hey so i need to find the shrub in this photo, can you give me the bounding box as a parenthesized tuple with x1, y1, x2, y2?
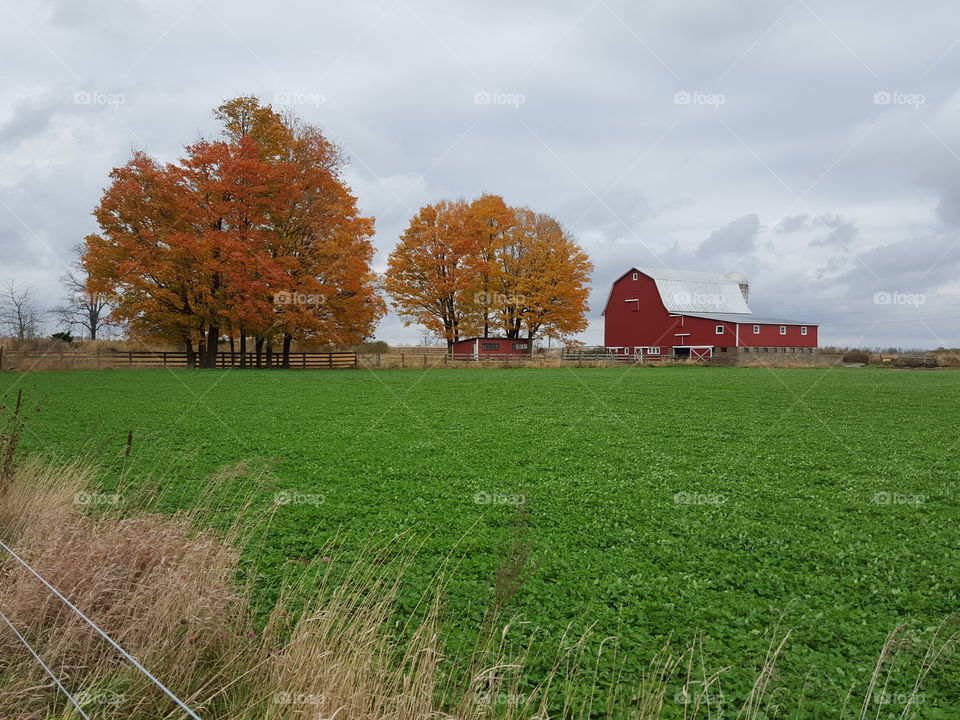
(842, 349, 870, 364)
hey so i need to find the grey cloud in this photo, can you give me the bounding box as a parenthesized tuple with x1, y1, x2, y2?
(811, 213, 857, 248)
(775, 214, 809, 234)
(697, 213, 760, 258)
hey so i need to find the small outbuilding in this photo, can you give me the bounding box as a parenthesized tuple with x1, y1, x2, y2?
(450, 337, 530, 359)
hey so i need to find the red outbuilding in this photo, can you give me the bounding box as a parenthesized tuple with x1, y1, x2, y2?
(603, 267, 819, 360)
(451, 337, 530, 359)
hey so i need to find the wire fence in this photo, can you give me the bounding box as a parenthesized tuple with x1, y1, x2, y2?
(0, 538, 203, 719)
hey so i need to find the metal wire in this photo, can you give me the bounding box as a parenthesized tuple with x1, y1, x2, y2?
(0, 538, 202, 719)
(0, 607, 91, 719)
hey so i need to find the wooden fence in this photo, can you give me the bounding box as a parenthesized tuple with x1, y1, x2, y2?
(0, 349, 357, 371)
(874, 353, 939, 368)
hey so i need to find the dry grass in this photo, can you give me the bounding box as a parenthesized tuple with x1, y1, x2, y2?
(0, 406, 955, 720)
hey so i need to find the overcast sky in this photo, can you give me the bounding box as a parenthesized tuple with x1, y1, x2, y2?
(2, 0, 959, 348)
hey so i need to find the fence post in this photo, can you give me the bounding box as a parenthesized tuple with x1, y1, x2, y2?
(0, 347, 3, 371)
(377, 353, 381, 368)
(401, 353, 405, 368)
(128, 351, 132, 367)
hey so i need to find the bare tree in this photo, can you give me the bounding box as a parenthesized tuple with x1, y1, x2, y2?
(0, 282, 43, 340)
(53, 269, 114, 340)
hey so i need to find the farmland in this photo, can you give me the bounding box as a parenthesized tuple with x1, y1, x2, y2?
(9, 366, 960, 716)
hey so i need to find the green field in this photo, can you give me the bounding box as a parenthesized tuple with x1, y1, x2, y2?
(8, 366, 960, 716)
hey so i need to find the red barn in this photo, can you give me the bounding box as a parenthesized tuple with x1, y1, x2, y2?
(603, 267, 818, 360)
(451, 337, 530, 359)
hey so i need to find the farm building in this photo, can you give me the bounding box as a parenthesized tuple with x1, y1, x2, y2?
(450, 337, 530, 359)
(603, 267, 819, 360)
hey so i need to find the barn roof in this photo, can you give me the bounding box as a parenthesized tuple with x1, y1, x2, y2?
(634, 267, 753, 314)
(683, 312, 818, 326)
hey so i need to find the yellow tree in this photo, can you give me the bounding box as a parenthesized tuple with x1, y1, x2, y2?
(492, 208, 593, 351)
(464, 194, 514, 336)
(384, 200, 482, 349)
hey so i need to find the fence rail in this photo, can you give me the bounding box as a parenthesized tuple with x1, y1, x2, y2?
(0, 349, 358, 371)
(1, 347, 862, 371)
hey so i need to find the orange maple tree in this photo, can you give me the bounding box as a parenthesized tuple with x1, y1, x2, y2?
(83, 97, 383, 368)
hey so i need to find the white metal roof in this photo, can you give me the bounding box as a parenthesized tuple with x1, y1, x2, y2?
(683, 312, 818, 326)
(634, 267, 752, 314)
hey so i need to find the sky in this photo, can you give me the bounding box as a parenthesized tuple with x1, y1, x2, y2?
(2, 0, 959, 349)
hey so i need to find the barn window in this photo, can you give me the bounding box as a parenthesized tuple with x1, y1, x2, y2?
(715, 325, 724, 334)
(632, 272, 638, 280)
(753, 325, 760, 334)
(801, 326, 808, 336)
(647, 347, 661, 355)
(512, 343, 526, 350)
(481, 342, 499, 351)
(779, 326, 787, 335)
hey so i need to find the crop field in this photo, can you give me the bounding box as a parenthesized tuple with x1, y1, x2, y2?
(7, 366, 960, 716)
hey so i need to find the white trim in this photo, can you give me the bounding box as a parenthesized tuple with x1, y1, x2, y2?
(779, 325, 787, 335)
(715, 325, 725, 334)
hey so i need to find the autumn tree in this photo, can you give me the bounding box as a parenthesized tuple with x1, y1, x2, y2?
(384, 199, 482, 349)
(386, 197, 593, 352)
(464, 194, 514, 337)
(492, 208, 593, 351)
(83, 97, 383, 368)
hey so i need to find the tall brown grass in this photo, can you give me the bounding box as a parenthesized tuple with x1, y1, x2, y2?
(0, 422, 955, 718)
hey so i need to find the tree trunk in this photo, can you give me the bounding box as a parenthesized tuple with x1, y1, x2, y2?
(266, 339, 273, 368)
(229, 334, 236, 367)
(205, 326, 219, 368)
(282, 333, 292, 369)
(88, 307, 99, 341)
(239, 331, 247, 368)
(254, 336, 264, 368)
(184, 337, 196, 368)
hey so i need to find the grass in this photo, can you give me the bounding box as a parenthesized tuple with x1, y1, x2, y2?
(4, 365, 960, 717)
